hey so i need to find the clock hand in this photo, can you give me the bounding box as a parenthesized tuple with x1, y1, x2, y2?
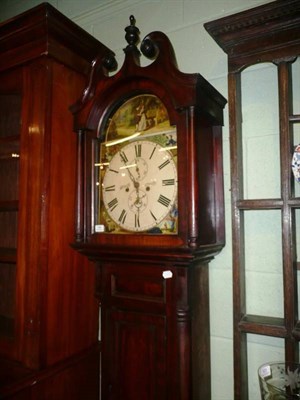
(135, 158, 141, 179)
(134, 191, 146, 208)
(126, 166, 136, 183)
(121, 158, 138, 185)
(123, 161, 141, 199)
(120, 183, 130, 191)
(144, 180, 156, 187)
(122, 161, 140, 191)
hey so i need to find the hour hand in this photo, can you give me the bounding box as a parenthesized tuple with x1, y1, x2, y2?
(120, 182, 130, 191)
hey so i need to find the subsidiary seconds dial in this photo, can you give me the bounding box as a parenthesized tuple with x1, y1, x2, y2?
(102, 140, 177, 232)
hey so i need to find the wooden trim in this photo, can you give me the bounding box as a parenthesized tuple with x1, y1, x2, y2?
(0, 3, 113, 74)
(239, 315, 287, 337)
(0, 344, 101, 398)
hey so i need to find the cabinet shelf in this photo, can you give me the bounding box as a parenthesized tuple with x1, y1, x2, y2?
(0, 135, 20, 141)
(0, 315, 14, 338)
(0, 136, 20, 161)
(0, 201, 18, 212)
(0, 247, 17, 263)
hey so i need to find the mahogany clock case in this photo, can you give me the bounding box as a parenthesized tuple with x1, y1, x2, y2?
(70, 16, 227, 400)
(71, 17, 227, 258)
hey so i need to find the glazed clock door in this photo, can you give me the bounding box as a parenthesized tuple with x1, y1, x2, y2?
(95, 94, 178, 236)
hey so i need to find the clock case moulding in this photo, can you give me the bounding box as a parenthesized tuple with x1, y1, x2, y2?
(70, 16, 227, 263)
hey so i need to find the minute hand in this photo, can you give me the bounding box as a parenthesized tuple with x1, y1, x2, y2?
(119, 152, 137, 182)
(124, 164, 139, 188)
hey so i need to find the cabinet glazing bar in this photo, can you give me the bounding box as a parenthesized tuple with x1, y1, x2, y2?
(228, 71, 248, 400)
(277, 61, 299, 362)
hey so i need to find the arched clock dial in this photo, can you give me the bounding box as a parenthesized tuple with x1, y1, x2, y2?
(102, 140, 177, 232)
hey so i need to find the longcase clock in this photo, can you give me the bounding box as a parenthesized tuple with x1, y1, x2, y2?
(71, 16, 226, 400)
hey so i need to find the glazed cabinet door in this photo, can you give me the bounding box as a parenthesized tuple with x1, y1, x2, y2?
(0, 70, 22, 359)
(0, 60, 53, 367)
(100, 263, 174, 400)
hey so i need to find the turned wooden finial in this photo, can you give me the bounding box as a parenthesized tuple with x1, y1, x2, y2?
(124, 15, 140, 51)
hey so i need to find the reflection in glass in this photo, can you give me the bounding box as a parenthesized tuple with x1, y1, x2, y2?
(291, 58, 300, 198)
(244, 210, 283, 317)
(292, 57, 300, 116)
(241, 63, 280, 199)
(291, 109, 300, 199)
(0, 93, 21, 340)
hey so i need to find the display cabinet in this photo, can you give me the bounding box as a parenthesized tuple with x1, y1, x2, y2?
(0, 3, 114, 399)
(205, 0, 300, 398)
(71, 16, 226, 400)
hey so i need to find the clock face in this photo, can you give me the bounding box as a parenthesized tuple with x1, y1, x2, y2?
(102, 140, 177, 232)
(95, 94, 178, 234)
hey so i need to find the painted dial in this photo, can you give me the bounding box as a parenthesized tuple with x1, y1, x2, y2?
(102, 140, 177, 232)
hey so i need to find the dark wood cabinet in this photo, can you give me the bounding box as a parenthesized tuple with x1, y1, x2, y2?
(0, 3, 114, 399)
(71, 17, 226, 400)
